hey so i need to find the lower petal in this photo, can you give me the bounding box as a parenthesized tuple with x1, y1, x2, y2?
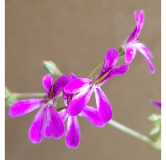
(66, 116, 80, 148)
(81, 106, 104, 127)
(45, 125, 52, 138)
(125, 46, 136, 63)
(67, 87, 93, 116)
(135, 46, 155, 74)
(58, 109, 68, 123)
(29, 107, 47, 143)
(9, 98, 44, 117)
(47, 105, 65, 139)
(95, 88, 113, 123)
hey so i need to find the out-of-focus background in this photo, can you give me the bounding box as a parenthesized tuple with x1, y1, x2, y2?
(5, 0, 161, 159)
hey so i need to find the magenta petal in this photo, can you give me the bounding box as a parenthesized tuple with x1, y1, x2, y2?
(59, 109, 68, 123)
(71, 72, 78, 80)
(150, 100, 161, 109)
(138, 10, 144, 29)
(9, 98, 44, 117)
(66, 116, 80, 148)
(29, 107, 47, 143)
(134, 43, 154, 58)
(96, 48, 119, 80)
(52, 74, 70, 99)
(95, 88, 112, 123)
(63, 90, 74, 106)
(42, 74, 53, 98)
(135, 46, 155, 74)
(67, 87, 93, 116)
(45, 125, 52, 138)
(125, 46, 136, 63)
(125, 27, 138, 44)
(64, 78, 92, 94)
(81, 106, 104, 127)
(134, 11, 138, 23)
(47, 105, 65, 139)
(100, 64, 130, 85)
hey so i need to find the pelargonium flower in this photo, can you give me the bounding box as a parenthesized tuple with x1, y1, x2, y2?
(64, 48, 130, 124)
(150, 100, 161, 109)
(46, 73, 104, 148)
(123, 10, 155, 74)
(9, 74, 70, 143)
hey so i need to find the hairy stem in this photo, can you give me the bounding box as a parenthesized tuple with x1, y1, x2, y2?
(87, 49, 125, 78)
(108, 119, 155, 147)
(87, 60, 104, 78)
(14, 93, 46, 99)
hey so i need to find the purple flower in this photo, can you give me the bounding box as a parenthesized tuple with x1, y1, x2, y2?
(9, 74, 70, 143)
(150, 100, 161, 109)
(63, 73, 105, 148)
(64, 48, 130, 124)
(123, 10, 155, 74)
(46, 73, 104, 148)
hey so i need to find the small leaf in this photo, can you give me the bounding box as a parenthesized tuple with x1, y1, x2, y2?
(43, 61, 62, 76)
(148, 114, 159, 121)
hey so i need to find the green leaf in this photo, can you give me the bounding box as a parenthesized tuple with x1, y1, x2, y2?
(43, 61, 62, 76)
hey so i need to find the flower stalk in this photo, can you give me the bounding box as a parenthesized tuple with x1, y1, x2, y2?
(108, 119, 156, 148)
(14, 93, 46, 99)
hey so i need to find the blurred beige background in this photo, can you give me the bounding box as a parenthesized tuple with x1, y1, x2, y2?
(5, 0, 161, 160)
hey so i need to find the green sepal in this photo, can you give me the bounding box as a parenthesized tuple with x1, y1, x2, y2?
(119, 46, 125, 57)
(43, 61, 62, 76)
(148, 114, 160, 121)
(5, 87, 18, 106)
(56, 106, 67, 112)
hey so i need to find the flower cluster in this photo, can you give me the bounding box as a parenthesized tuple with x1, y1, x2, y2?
(9, 10, 156, 148)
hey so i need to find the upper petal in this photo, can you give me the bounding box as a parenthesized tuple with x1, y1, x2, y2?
(125, 46, 136, 63)
(95, 88, 113, 123)
(9, 98, 44, 117)
(42, 74, 53, 98)
(125, 27, 138, 44)
(47, 105, 65, 139)
(64, 78, 92, 94)
(134, 11, 138, 24)
(150, 100, 161, 109)
(81, 106, 104, 127)
(65, 116, 80, 149)
(29, 106, 47, 143)
(125, 10, 144, 45)
(52, 74, 70, 99)
(137, 10, 144, 31)
(96, 48, 119, 80)
(67, 87, 93, 116)
(71, 72, 78, 80)
(100, 64, 130, 85)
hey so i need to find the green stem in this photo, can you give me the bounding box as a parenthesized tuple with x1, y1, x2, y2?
(87, 60, 104, 78)
(14, 93, 46, 99)
(108, 119, 155, 146)
(87, 49, 125, 78)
